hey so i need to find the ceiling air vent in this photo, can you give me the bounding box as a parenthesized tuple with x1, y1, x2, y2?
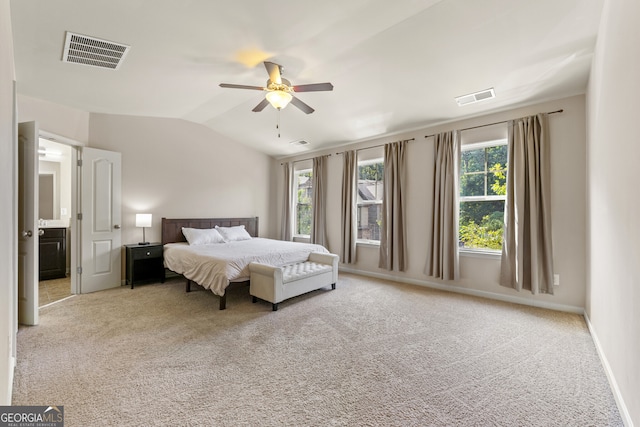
(455, 88, 495, 106)
(62, 32, 130, 70)
(290, 140, 310, 146)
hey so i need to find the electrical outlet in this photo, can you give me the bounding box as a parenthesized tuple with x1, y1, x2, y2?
(553, 274, 560, 286)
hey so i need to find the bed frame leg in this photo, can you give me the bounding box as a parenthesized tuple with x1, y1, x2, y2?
(219, 294, 227, 310)
(331, 283, 336, 290)
(252, 296, 257, 303)
(185, 279, 191, 293)
(272, 303, 278, 311)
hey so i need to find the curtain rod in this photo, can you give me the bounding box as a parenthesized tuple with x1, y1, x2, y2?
(424, 109, 563, 139)
(280, 153, 332, 166)
(334, 137, 415, 155)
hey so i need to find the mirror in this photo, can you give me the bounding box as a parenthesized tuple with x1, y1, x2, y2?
(38, 138, 72, 224)
(39, 173, 55, 219)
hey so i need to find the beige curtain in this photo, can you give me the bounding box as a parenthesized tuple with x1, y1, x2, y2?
(280, 162, 293, 241)
(379, 140, 408, 271)
(311, 155, 328, 247)
(500, 113, 554, 294)
(340, 150, 357, 263)
(425, 131, 460, 280)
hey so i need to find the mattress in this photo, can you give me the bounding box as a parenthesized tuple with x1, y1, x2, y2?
(163, 237, 329, 296)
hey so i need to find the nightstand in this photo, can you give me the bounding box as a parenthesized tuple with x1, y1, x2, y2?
(125, 243, 165, 289)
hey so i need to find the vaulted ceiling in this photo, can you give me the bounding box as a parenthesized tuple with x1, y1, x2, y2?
(11, 0, 603, 157)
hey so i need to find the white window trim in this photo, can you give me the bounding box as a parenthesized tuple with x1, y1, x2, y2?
(357, 240, 381, 247)
(459, 248, 502, 259)
(459, 139, 507, 254)
(356, 157, 384, 244)
(293, 167, 312, 238)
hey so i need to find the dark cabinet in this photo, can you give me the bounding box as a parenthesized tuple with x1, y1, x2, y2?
(125, 243, 165, 288)
(39, 227, 67, 280)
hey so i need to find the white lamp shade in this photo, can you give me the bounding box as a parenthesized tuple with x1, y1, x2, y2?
(265, 90, 292, 109)
(135, 213, 152, 228)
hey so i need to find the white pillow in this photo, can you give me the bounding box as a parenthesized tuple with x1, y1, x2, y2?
(215, 225, 252, 242)
(182, 227, 226, 245)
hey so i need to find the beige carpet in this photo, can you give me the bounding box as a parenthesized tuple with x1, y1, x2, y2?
(14, 273, 622, 426)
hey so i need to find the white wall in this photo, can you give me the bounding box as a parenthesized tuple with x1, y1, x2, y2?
(586, 0, 639, 424)
(18, 95, 89, 144)
(88, 114, 276, 246)
(0, 0, 16, 405)
(275, 95, 588, 312)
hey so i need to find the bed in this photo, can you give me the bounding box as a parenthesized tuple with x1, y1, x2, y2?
(161, 217, 329, 309)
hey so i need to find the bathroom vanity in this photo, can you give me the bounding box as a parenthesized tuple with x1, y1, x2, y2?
(39, 226, 67, 280)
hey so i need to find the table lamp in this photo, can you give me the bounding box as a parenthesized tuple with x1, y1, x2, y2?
(135, 213, 152, 245)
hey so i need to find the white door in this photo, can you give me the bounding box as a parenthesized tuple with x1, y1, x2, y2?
(79, 147, 122, 293)
(18, 121, 38, 325)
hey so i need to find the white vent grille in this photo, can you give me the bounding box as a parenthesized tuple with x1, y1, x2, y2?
(62, 32, 130, 70)
(455, 88, 495, 106)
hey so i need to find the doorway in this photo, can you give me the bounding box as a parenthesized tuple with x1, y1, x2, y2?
(19, 125, 122, 324)
(37, 136, 74, 304)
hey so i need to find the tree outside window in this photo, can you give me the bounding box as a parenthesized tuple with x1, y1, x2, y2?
(459, 141, 507, 250)
(357, 159, 384, 242)
(295, 169, 312, 236)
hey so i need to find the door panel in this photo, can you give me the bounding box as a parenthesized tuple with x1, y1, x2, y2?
(18, 121, 38, 325)
(80, 147, 121, 293)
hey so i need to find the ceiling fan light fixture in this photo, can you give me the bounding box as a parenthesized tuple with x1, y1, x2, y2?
(265, 90, 292, 110)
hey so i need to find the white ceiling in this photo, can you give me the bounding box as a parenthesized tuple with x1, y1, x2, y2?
(11, 0, 603, 157)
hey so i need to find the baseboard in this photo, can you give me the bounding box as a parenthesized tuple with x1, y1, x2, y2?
(338, 266, 584, 314)
(584, 313, 634, 427)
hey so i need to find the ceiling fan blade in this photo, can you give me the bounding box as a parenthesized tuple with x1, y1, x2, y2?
(293, 82, 334, 92)
(252, 98, 270, 112)
(290, 96, 315, 114)
(219, 83, 265, 91)
(264, 61, 282, 85)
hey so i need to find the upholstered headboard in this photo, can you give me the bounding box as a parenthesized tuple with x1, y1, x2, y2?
(161, 217, 259, 245)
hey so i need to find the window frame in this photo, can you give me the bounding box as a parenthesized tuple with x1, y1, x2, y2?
(356, 157, 384, 245)
(459, 138, 508, 254)
(293, 167, 313, 238)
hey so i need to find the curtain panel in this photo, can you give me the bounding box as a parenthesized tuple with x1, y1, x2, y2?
(280, 162, 293, 241)
(425, 131, 460, 280)
(311, 155, 328, 247)
(340, 150, 357, 263)
(379, 140, 408, 271)
(500, 113, 554, 294)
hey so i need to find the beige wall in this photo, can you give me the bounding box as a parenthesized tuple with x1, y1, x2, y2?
(586, 0, 639, 424)
(0, 0, 16, 405)
(88, 114, 275, 246)
(275, 95, 588, 312)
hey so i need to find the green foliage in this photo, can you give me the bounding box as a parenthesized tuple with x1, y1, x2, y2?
(296, 171, 312, 235)
(459, 212, 504, 250)
(489, 163, 506, 196)
(297, 204, 311, 235)
(359, 163, 383, 182)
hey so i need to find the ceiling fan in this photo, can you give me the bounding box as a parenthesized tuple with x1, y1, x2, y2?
(219, 61, 333, 114)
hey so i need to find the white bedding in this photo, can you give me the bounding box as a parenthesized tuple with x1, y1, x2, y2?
(163, 238, 329, 296)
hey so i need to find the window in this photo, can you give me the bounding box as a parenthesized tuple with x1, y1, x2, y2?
(294, 168, 312, 236)
(357, 158, 384, 243)
(459, 140, 507, 251)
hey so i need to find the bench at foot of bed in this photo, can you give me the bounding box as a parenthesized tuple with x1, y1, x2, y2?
(249, 252, 339, 311)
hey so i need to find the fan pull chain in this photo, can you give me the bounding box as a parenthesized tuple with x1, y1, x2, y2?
(277, 108, 281, 138)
